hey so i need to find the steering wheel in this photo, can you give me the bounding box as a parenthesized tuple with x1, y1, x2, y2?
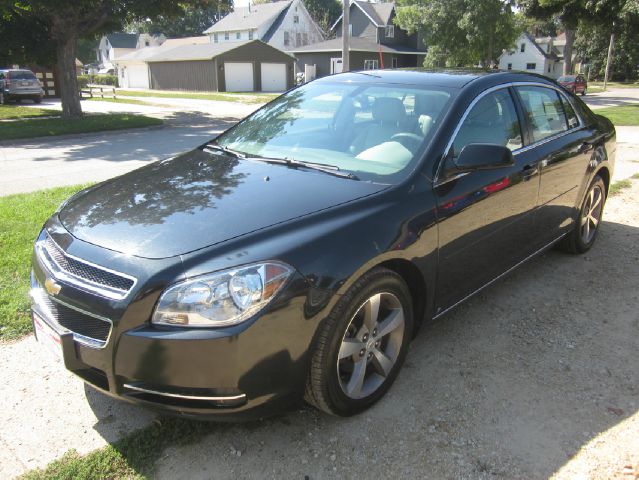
(391, 133, 423, 154)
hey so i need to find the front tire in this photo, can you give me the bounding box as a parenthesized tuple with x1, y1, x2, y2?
(581, 89, 587, 96)
(559, 175, 606, 254)
(305, 267, 414, 416)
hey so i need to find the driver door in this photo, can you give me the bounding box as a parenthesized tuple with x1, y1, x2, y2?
(433, 87, 541, 313)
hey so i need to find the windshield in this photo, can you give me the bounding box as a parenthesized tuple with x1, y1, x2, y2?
(215, 81, 455, 182)
(558, 76, 575, 82)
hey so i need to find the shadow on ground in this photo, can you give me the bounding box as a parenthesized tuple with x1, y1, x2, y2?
(2, 111, 239, 165)
(81, 216, 639, 479)
(583, 94, 639, 108)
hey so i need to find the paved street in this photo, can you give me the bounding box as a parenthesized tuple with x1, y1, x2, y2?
(582, 86, 639, 109)
(0, 98, 259, 196)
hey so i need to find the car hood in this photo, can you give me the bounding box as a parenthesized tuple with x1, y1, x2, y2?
(59, 148, 387, 259)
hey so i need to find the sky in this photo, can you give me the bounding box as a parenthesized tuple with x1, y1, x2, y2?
(234, 0, 251, 8)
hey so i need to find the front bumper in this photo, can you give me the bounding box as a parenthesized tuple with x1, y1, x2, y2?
(31, 228, 314, 419)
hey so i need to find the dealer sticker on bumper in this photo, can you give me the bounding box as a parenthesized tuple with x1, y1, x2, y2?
(33, 313, 62, 361)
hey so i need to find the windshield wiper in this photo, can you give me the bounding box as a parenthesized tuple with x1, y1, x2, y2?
(248, 156, 359, 180)
(203, 143, 246, 159)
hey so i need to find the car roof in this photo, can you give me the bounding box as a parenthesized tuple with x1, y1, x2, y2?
(315, 69, 556, 89)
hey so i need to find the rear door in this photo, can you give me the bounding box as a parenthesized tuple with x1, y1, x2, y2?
(434, 87, 541, 311)
(514, 85, 595, 244)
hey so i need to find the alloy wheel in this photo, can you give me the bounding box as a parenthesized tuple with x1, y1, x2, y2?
(581, 184, 604, 244)
(337, 292, 405, 399)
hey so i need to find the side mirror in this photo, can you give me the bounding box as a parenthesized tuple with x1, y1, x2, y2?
(455, 143, 514, 171)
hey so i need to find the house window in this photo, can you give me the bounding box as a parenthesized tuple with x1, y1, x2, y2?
(294, 15, 299, 23)
(548, 65, 551, 73)
(385, 25, 394, 38)
(349, 24, 353, 36)
(236, 31, 241, 40)
(145, 41, 150, 47)
(214, 33, 218, 43)
(392, 57, 398, 68)
(224, 32, 229, 40)
(296, 32, 301, 46)
(526, 63, 536, 70)
(303, 33, 308, 45)
(520, 43, 525, 52)
(507, 63, 512, 70)
(364, 59, 379, 70)
(284, 31, 289, 46)
(249, 29, 254, 40)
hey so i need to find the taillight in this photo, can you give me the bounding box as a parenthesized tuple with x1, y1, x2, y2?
(4, 74, 11, 87)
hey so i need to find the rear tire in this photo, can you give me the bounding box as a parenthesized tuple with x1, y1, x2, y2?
(581, 89, 587, 96)
(34, 97, 42, 104)
(305, 267, 414, 416)
(559, 175, 606, 254)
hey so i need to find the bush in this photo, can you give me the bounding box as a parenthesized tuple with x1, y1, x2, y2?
(77, 74, 118, 88)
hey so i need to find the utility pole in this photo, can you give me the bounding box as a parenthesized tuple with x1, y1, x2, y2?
(342, 0, 350, 72)
(603, 21, 615, 91)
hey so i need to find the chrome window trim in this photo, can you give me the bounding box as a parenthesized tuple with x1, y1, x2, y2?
(435, 81, 586, 184)
(36, 233, 137, 301)
(30, 286, 113, 349)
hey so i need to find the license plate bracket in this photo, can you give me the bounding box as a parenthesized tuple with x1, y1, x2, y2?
(33, 313, 62, 362)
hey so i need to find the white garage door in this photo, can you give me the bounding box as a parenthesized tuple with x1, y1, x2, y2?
(127, 64, 150, 89)
(224, 63, 254, 92)
(260, 63, 287, 92)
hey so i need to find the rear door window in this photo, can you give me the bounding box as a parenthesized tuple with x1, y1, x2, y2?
(515, 86, 568, 143)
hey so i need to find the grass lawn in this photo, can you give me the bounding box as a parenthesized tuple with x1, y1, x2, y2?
(0, 113, 163, 141)
(0, 104, 60, 120)
(20, 417, 214, 479)
(0, 185, 89, 340)
(594, 104, 639, 126)
(117, 89, 278, 104)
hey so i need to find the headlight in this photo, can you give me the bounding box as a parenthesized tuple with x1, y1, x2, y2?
(152, 262, 293, 327)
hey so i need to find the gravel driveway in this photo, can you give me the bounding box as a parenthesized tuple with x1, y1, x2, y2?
(2, 180, 638, 479)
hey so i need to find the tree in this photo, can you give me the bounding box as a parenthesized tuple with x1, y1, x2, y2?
(0, 1, 213, 118)
(304, 0, 342, 34)
(574, 0, 639, 81)
(518, 0, 591, 75)
(395, 0, 520, 68)
(127, 3, 231, 38)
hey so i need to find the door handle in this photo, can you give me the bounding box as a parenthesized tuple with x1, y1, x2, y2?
(579, 141, 595, 153)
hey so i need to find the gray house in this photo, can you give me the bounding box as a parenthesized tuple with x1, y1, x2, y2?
(145, 40, 295, 92)
(290, 1, 426, 78)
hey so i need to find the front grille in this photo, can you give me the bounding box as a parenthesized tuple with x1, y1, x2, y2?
(42, 235, 135, 295)
(39, 293, 111, 344)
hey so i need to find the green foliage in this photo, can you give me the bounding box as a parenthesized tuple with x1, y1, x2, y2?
(395, 0, 521, 67)
(0, 105, 59, 119)
(304, 0, 342, 34)
(127, 2, 232, 38)
(77, 74, 118, 88)
(0, 185, 88, 340)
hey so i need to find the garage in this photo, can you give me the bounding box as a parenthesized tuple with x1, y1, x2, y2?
(224, 63, 254, 92)
(124, 64, 150, 89)
(260, 63, 287, 92)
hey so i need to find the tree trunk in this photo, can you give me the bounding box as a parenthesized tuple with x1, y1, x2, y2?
(603, 23, 615, 91)
(56, 36, 82, 118)
(563, 28, 575, 75)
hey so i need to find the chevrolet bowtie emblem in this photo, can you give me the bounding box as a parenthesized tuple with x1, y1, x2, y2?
(44, 278, 61, 296)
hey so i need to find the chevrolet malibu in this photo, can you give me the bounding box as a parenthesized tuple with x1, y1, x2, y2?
(31, 70, 615, 418)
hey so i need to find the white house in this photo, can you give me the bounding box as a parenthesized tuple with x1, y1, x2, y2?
(96, 33, 166, 73)
(203, 0, 324, 51)
(499, 32, 563, 79)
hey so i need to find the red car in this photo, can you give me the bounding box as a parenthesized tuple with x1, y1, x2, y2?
(558, 74, 587, 95)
